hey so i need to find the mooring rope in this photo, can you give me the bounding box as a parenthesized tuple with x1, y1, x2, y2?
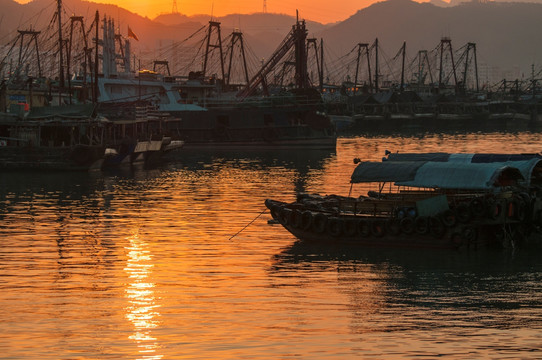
(228, 208, 268, 241)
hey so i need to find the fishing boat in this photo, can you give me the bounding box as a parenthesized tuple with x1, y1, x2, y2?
(102, 135, 184, 168)
(100, 104, 185, 168)
(90, 18, 336, 150)
(265, 155, 542, 249)
(0, 104, 106, 171)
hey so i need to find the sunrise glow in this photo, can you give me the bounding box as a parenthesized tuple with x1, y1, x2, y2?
(93, 0, 374, 23)
(13, 0, 434, 23)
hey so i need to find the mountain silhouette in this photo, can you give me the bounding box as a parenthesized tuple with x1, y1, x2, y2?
(0, 0, 540, 84)
(317, 0, 541, 80)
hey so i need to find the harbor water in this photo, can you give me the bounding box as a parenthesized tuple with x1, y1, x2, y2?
(2, 132, 542, 359)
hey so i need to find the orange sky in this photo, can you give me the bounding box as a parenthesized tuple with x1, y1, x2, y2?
(13, 0, 431, 24)
(95, 0, 379, 23)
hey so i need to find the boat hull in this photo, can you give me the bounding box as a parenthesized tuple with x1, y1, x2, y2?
(0, 144, 105, 171)
(265, 197, 536, 250)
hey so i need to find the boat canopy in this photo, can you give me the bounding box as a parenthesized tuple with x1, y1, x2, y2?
(351, 161, 525, 190)
(396, 162, 524, 190)
(386, 152, 542, 163)
(350, 161, 425, 183)
(26, 104, 97, 119)
(385, 153, 542, 186)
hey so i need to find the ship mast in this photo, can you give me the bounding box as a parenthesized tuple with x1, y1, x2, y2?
(93, 11, 99, 103)
(294, 10, 308, 89)
(374, 38, 379, 93)
(226, 30, 249, 88)
(203, 21, 225, 81)
(400, 41, 406, 92)
(237, 11, 310, 98)
(57, 0, 65, 89)
(438, 37, 458, 91)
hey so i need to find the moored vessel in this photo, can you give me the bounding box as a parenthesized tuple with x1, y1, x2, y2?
(0, 104, 106, 171)
(266, 155, 542, 249)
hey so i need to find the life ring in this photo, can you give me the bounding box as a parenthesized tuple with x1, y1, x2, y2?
(440, 209, 457, 227)
(469, 198, 485, 218)
(429, 216, 445, 238)
(370, 219, 385, 237)
(279, 207, 293, 225)
(327, 217, 343, 237)
(312, 213, 328, 233)
(454, 203, 471, 223)
(300, 211, 313, 230)
(343, 218, 358, 237)
(386, 218, 401, 235)
(357, 219, 370, 237)
(400, 217, 415, 234)
(414, 216, 429, 235)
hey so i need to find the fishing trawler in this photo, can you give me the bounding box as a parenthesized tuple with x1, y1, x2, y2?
(92, 17, 336, 149)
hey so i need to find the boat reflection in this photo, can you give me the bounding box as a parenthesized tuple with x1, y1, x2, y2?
(272, 238, 542, 272)
(124, 229, 162, 359)
(270, 239, 542, 333)
(165, 147, 335, 170)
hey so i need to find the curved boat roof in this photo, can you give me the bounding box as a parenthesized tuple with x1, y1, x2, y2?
(351, 161, 525, 190)
(384, 153, 542, 186)
(396, 162, 524, 190)
(350, 161, 425, 183)
(386, 152, 542, 163)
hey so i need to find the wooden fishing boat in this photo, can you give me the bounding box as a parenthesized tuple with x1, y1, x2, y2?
(265, 157, 542, 249)
(0, 104, 106, 171)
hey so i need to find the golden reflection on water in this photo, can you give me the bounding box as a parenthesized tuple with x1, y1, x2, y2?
(3, 134, 542, 358)
(124, 229, 163, 360)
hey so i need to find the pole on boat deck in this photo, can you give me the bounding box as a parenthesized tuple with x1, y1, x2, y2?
(472, 43, 479, 92)
(57, 0, 65, 89)
(374, 38, 379, 93)
(354, 44, 362, 95)
(320, 38, 324, 93)
(203, 21, 226, 81)
(93, 10, 99, 104)
(400, 41, 406, 92)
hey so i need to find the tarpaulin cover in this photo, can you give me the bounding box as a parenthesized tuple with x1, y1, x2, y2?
(395, 162, 524, 190)
(385, 153, 542, 186)
(350, 161, 426, 183)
